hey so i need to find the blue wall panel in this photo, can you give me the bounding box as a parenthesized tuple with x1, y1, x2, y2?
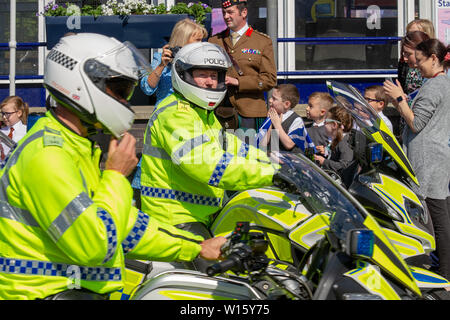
(278, 78, 386, 104)
(0, 85, 46, 107)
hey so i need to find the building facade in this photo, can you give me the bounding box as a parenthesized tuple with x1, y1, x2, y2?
(0, 0, 443, 107)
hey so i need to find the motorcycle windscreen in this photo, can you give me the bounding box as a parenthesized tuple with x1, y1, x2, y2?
(326, 80, 419, 186)
(277, 152, 421, 297)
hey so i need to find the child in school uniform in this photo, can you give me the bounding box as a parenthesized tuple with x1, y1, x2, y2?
(363, 85, 393, 133)
(313, 106, 354, 178)
(259, 84, 313, 154)
(0, 96, 29, 163)
(305, 92, 334, 156)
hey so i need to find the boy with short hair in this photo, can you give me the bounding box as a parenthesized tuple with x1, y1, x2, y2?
(259, 84, 313, 153)
(363, 85, 393, 133)
(305, 92, 334, 153)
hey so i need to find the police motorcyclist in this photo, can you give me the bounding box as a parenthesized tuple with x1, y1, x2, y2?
(0, 33, 226, 300)
(139, 42, 278, 271)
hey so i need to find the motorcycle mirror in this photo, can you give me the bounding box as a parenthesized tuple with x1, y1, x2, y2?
(345, 229, 375, 258)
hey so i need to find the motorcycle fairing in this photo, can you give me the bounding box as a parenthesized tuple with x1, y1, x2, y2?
(363, 214, 421, 297)
(344, 261, 401, 300)
(370, 174, 435, 252)
(382, 228, 427, 258)
(288, 213, 331, 250)
(326, 80, 419, 185)
(211, 188, 314, 263)
(409, 266, 450, 289)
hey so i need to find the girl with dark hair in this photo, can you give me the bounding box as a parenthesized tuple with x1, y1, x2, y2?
(384, 38, 450, 280)
(313, 106, 354, 178)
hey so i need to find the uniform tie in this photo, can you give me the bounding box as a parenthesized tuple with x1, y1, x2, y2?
(8, 127, 14, 139)
(231, 32, 239, 46)
(1, 127, 14, 161)
(0, 144, 4, 161)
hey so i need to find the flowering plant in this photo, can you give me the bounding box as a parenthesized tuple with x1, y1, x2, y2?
(39, 1, 211, 25)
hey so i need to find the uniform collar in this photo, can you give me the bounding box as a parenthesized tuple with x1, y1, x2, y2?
(230, 23, 249, 38)
(313, 120, 325, 127)
(225, 24, 253, 38)
(1, 120, 26, 132)
(47, 110, 93, 151)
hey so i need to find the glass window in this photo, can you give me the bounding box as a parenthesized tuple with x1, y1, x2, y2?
(295, 0, 399, 71)
(0, 1, 39, 76)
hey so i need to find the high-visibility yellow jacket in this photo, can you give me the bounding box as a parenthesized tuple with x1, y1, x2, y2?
(140, 93, 276, 226)
(0, 111, 203, 300)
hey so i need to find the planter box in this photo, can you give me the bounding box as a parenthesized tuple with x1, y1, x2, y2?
(45, 13, 211, 49)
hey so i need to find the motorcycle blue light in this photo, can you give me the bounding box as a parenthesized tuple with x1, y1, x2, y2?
(355, 230, 374, 257)
(369, 143, 383, 163)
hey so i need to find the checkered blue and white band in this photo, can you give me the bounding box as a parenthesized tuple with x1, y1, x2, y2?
(208, 152, 234, 187)
(0, 257, 121, 281)
(122, 210, 149, 254)
(97, 209, 118, 264)
(237, 142, 249, 158)
(141, 186, 221, 207)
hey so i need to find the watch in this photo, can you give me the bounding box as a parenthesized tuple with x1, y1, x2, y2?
(396, 96, 404, 103)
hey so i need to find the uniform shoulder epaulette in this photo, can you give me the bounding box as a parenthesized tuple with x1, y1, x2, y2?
(43, 126, 64, 147)
(253, 29, 272, 40)
(177, 100, 192, 112)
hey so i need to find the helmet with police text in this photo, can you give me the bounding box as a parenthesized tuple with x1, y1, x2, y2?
(44, 33, 152, 137)
(171, 42, 232, 110)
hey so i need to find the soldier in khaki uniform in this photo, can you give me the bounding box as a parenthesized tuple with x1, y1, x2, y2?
(209, 0, 277, 130)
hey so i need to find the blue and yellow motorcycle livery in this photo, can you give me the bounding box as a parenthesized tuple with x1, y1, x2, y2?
(325, 80, 434, 265)
(209, 81, 447, 296)
(118, 152, 448, 300)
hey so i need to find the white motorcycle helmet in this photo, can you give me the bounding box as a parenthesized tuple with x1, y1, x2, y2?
(44, 33, 152, 137)
(172, 42, 232, 110)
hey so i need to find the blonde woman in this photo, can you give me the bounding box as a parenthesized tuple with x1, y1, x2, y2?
(406, 19, 436, 38)
(398, 19, 435, 93)
(140, 18, 207, 105)
(134, 19, 207, 192)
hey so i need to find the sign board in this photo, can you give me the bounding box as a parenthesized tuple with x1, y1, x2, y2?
(436, 0, 450, 45)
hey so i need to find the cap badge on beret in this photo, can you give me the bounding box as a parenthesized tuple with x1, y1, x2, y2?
(222, 0, 247, 9)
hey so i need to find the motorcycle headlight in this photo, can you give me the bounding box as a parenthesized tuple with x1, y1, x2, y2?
(404, 197, 428, 226)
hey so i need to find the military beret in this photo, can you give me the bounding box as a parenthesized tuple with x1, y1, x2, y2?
(222, 0, 247, 9)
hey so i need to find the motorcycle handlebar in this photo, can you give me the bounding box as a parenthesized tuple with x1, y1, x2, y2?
(206, 254, 240, 276)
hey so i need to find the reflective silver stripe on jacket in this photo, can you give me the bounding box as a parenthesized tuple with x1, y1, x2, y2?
(47, 192, 94, 242)
(0, 256, 121, 281)
(0, 130, 44, 227)
(141, 186, 221, 207)
(142, 101, 177, 160)
(171, 134, 210, 165)
(142, 144, 170, 160)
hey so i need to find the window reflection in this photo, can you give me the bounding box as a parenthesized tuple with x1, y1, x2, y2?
(0, 1, 39, 76)
(295, 0, 398, 70)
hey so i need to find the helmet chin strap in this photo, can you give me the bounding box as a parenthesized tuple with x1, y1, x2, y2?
(81, 119, 100, 137)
